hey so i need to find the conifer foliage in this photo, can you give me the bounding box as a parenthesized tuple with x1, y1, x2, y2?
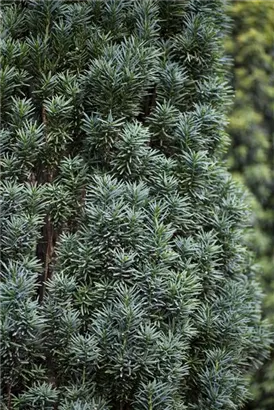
(0, 1, 270, 409)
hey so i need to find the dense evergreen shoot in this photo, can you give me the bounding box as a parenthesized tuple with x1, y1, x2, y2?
(226, 2, 274, 409)
(0, 1, 270, 409)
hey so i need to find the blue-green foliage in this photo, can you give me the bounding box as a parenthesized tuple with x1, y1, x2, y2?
(0, 1, 270, 409)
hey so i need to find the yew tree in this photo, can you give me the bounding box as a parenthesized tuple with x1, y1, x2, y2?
(0, 1, 270, 409)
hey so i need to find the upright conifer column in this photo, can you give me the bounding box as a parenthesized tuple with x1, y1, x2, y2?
(0, 1, 270, 409)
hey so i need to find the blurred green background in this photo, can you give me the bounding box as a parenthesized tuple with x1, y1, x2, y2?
(226, 1, 274, 409)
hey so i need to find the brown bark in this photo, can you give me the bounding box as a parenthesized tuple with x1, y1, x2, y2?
(37, 215, 55, 303)
(7, 383, 11, 410)
(36, 105, 56, 302)
(137, 84, 157, 123)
